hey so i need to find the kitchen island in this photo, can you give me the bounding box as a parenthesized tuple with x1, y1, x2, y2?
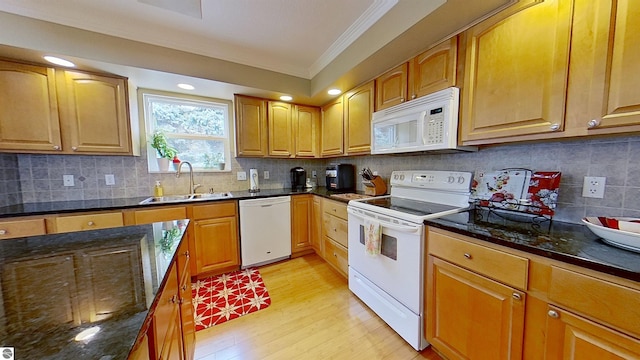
(0, 219, 190, 359)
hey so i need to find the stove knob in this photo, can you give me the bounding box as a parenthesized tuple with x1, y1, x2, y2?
(457, 176, 465, 184)
(447, 176, 455, 183)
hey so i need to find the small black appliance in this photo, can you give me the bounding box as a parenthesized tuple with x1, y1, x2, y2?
(326, 164, 355, 191)
(290, 167, 306, 190)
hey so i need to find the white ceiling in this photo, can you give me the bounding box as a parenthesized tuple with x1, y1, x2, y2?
(0, 0, 400, 79)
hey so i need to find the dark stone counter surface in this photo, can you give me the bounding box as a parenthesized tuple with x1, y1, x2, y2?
(425, 209, 640, 282)
(0, 220, 189, 359)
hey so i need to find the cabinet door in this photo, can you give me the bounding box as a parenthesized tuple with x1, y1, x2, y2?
(544, 305, 640, 359)
(409, 37, 457, 99)
(461, 0, 573, 143)
(80, 244, 145, 322)
(58, 70, 131, 154)
(344, 80, 374, 155)
(235, 95, 267, 157)
(293, 105, 320, 158)
(375, 63, 409, 111)
(566, 0, 640, 134)
(0, 60, 62, 152)
(194, 216, 239, 274)
(291, 195, 313, 255)
(159, 305, 184, 360)
(152, 264, 179, 359)
(426, 256, 526, 360)
(2, 254, 80, 331)
(267, 101, 293, 157)
(320, 97, 344, 157)
(177, 239, 195, 360)
(311, 196, 323, 254)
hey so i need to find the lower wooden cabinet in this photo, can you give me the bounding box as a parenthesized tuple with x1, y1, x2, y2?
(323, 236, 348, 277)
(191, 201, 239, 276)
(320, 198, 348, 278)
(426, 255, 526, 360)
(177, 239, 195, 360)
(311, 196, 323, 254)
(0, 217, 46, 239)
(291, 195, 314, 256)
(49, 211, 124, 233)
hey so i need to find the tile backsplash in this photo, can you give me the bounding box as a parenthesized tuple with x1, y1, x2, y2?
(6, 135, 640, 224)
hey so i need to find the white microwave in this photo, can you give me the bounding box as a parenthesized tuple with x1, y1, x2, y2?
(370, 87, 475, 154)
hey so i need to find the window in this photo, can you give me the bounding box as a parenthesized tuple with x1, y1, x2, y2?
(140, 89, 234, 172)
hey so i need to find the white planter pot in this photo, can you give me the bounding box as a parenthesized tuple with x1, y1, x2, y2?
(157, 157, 170, 172)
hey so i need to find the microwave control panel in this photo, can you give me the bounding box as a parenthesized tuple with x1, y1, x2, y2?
(424, 107, 445, 145)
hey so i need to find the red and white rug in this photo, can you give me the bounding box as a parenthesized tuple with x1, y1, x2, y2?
(191, 268, 271, 331)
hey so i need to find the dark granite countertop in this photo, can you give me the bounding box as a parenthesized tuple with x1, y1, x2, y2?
(425, 209, 640, 282)
(0, 187, 355, 218)
(0, 220, 189, 359)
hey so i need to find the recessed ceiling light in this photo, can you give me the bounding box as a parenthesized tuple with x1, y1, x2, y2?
(328, 89, 342, 96)
(43, 56, 75, 67)
(177, 83, 195, 90)
(280, 95, 293, 101)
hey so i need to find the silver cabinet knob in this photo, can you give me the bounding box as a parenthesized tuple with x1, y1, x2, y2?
(400, 98, 405, 103)
(0, 229, 6, 235)
(550, 123, 560, 131)
(548, 310, 559, 318)
(72, 146, 78, 151)
(87, 221, 95, 226)
(587, 119, 601, 128)
(411, 94, 417, 99)
(53, 145, 60, 150)
(463, 253, 472, 259)
(512, 293, 522, 301)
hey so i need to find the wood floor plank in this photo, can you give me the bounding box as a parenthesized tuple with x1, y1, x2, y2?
(194, 254, 443, 360)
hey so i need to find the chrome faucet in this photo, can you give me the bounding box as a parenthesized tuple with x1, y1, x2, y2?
(176, 161, 201, 195)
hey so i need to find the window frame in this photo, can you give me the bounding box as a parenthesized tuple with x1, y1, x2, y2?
(138, 88, 235, 173)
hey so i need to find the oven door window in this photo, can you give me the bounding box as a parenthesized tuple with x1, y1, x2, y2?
(359, 225, 397, 260)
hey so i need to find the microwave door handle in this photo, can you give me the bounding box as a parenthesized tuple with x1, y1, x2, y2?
(419, 110, 427, 145)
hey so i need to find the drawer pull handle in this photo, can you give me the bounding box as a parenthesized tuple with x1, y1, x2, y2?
(170, 295, 177, 304)
(548, 310, 559, 319)
(333, 252, 337, 257)
(463, 253, 472, 259)
(182, 284, 188, 291)
(0, 229, 6, 235)
(87, 221, 95, 226)
(184, 251, 190, 258)
(512, 293, 522, 301)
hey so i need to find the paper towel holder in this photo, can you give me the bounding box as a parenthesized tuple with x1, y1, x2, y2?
(249, 168, 260, 193)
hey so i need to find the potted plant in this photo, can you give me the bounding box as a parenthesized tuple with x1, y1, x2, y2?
(150, 131, 177, 171)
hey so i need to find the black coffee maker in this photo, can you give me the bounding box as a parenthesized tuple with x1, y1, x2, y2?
(290, 167, 306, 190)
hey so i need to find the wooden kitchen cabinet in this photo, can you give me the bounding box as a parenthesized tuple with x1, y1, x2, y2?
(375, 63, 409, 111)
(320, 96, 344, 157)
(0, 217, 46, 239)
(128, 206, 187, 225)
(48, 210, 124, 233)
(460, 0, 573, 143)
(310, 195, 323, 254)
(176, 238, 195, 360)
(564, 0, 640, 136)
(343, 80, 374, 155)
(291, 195, 314, 256)
(151, 263, 180, 360)
(267, 101, 293, 157)
(293, 105, 320, 158)
(56, 70, 131, 154)
(0, 60, 62, 152)
(235, 95, 268, 157)
(321, 198, 348, 277)
(0, 59, 132, 155)
(190, 201, 239, 276)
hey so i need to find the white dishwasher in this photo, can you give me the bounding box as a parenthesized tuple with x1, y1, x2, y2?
(239, 196, 291, 268)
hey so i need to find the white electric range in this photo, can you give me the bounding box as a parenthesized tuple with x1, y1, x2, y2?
(347, 170, 473, 350)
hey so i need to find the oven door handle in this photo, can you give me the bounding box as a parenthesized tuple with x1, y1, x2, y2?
(348, 208, 422, 234)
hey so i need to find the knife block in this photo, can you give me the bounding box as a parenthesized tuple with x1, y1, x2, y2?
(363, 176, 387, 196)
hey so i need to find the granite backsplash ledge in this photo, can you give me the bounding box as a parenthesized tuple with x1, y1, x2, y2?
(5, 135, 640, 224)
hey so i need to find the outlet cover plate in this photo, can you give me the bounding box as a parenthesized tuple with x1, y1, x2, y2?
(582, 176, 606, 198)
(237, 171, 247, 181)
(105, 174, 115, 185)
(264, 171, 269, 179)
(63, 175, 74, 187)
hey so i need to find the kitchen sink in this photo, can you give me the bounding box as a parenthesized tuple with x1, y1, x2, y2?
(139, 192, 233, 204)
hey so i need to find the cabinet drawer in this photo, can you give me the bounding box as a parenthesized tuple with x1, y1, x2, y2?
(324, 237, 348, 277)
(549, 266, 640, 338)
(53, 212, 123, 233)
(0, 218, 46, 239)
(323, 213, 348, 248)
(134, 206, 186, 224)
(428, 229, 529, 290)
(192, 201, 236, 220)
(323, 199, 347, 220)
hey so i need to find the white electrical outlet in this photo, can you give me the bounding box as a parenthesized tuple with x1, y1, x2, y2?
(264, 171, 270, 179)
(63, 175, 74, 187)
(582, 176, 606, 198)
(312, 170, 317, 177)
(237, 171, 247, 180)
(105, 174, 115, 186)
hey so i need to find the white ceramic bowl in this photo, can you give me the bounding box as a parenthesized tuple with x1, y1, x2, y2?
(582, 217, 640, 253)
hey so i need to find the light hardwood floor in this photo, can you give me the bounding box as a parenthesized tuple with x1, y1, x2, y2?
(194, 254, 443, 360)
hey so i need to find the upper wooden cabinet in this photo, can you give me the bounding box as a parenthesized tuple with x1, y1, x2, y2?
(57, 70, 131, 154)
(320, 96, 344, 157)
(293, 105, 320, 158)
(0, 60, 62, 152)
(344, 80, 374, 155)
(565, 0, 640, 136)
(267, 101, 293, 157)
(234, 95, 268, 157)
(0, 59, 132, 155)
(460, 0, 573, 143)
(375, 37, 457, 112)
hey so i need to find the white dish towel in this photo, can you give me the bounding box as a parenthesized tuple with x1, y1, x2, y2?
(364, 218, 382, 256)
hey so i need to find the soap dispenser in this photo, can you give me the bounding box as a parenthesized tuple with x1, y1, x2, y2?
(154, 181, 164, 197)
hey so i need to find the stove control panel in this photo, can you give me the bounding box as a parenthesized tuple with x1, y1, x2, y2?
(391, 170, 473, 191)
